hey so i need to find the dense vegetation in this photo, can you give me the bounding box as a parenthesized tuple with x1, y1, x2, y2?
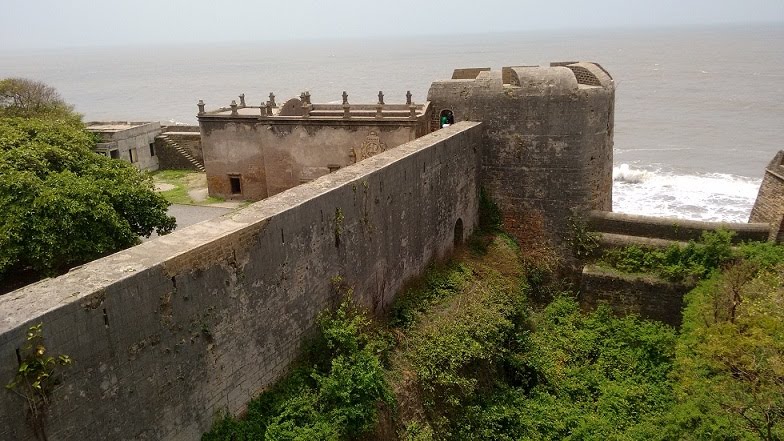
(0, 79, 175, 291)
(205, 227, 783, 440)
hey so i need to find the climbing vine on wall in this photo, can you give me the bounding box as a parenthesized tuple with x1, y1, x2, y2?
(334, 207, 345, 247)
(5, 323, 72, 441)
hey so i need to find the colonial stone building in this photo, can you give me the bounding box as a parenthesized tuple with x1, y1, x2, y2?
(87, 121, 162, 171)
(198, 92, 431, 200)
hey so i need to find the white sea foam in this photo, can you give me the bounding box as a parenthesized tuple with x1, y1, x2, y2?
(612, 164, 761, 223)
(164, 119, 191, 126)
(613, 164, 651, 183)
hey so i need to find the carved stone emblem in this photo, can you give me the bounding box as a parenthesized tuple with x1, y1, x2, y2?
(354, 131, 387, 162)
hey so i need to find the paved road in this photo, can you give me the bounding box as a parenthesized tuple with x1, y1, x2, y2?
(143, 204, 236, 241)
(168, 204, 235, 229)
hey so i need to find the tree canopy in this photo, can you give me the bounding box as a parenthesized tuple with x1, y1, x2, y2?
(0, 115, 175, 291)
(0, 78, 78, 121)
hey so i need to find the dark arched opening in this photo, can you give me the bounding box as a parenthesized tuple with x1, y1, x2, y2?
(440, 109, 455, 128)
(454, 218, 464, 247)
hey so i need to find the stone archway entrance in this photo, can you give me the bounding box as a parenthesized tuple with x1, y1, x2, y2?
(454, 218, 464, 247)
(440, 109, 455, 128)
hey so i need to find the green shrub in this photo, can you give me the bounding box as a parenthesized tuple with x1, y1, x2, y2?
(478, 187, 502, 233)
(389, 262, 472, 329)
(599, 230, 736, 283)
(203, 298, 392, 440)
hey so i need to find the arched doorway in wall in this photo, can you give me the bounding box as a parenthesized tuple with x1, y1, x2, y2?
(439, 109, 455, 128)
(454, 218, 464, 247)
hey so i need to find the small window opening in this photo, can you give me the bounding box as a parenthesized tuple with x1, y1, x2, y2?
(149, 143, 155, 157)
(129, 148, 138, 163)
(110, 150, 120, 159)
(229, 175, 242, 195)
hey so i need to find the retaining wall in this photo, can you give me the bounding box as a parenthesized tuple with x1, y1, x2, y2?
(155, 132, 204, 171)
(0, 122, 482, 440)
(580, 265, 692, 327)
(587, 210, 770, 243)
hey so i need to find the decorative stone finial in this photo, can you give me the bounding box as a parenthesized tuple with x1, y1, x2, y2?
(302, 100, 310, 119)
(230, 100, 238, 116)
(376, 103, 383, 119)
(269, 92, 276, 107)
(304, 91, 311, 105)
(409, 102, 417, 119)
(197, 99, 205, 115)
(406, 90, 412, 105)
(239, 93, 246, 107)
(266, 101, 273, 116)
(342, 91, 348, 105)
(300, 92, 307, 102)
(378, 91, 384, 105)
(343, 102, 351, 119)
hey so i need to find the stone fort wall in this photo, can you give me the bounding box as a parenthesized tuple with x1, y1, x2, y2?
(587, 210, 771, 243)
(0, 123, 482, 440)
(580, 265, 691, 327)
(750, 150, 784, 241)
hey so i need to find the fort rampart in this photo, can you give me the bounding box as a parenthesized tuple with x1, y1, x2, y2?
(580, 265, 691, 327)
(0, 122, 481, 440)
(587, 210, 770, 243)
(750, 150, 784, 241)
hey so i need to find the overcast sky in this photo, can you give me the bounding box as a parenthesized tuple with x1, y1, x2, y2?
(2, 0, 782, 50)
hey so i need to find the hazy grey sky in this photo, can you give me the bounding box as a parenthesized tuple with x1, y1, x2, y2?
(2, 0, 782, 50)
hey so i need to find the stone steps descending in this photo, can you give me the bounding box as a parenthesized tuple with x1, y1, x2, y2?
(158, 135, 205, 172)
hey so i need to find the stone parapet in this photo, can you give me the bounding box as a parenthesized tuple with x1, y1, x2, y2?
(0, 122, 482, 440)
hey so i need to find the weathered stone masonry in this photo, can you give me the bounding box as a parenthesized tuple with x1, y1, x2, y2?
(750, 150, 784, 241)
(0, 123, 481, 440)
(427, 63, 615, 246)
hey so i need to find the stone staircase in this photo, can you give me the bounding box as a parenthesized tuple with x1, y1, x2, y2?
(157, 134, 205, 171)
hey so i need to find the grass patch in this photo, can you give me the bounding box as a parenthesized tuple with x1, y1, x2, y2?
(151, 170, 225, 206)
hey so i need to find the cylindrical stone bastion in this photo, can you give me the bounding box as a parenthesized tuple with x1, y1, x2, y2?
(427, 62, 615, 246)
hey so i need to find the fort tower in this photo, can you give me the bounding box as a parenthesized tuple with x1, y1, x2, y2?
(427, 62, 615, 245)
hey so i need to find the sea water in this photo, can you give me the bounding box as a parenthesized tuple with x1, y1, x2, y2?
(1, 24, 782, 222)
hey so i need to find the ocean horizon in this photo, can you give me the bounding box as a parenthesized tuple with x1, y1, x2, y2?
(2, 23, 782, 222)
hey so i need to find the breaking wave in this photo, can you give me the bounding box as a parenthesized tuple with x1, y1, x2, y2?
(613, 164, 651, 184)
(612, 164, 761, 223)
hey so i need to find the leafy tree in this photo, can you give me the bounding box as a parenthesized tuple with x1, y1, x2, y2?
(0, 117, 175, 290)
(670, 246, 784, 441)
(0, 78, 78, 121)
